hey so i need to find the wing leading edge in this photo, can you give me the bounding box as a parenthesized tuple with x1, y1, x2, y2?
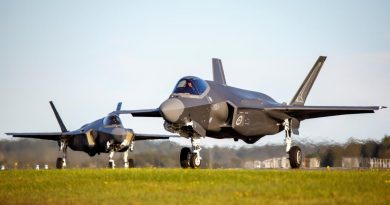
(6, 132, 63, 141)
(265, 105, 386, 120)
(112, 108, 161, 117)
(133, 133, 180, 141)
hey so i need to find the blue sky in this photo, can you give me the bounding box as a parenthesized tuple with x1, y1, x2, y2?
(1, 1, 389, 147)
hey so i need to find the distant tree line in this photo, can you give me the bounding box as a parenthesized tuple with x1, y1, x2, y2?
(311, 136, 390, 167)
(0, 136, 389, 169)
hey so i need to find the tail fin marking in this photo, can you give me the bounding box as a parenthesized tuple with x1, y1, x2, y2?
(290, 56, 327, 105)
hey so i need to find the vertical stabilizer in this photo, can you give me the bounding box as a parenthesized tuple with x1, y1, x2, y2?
(49, 101, 68, 132)
(116, 102, 122, 111)
(290, 56, 327, 105)
(212, 58, 227, 85)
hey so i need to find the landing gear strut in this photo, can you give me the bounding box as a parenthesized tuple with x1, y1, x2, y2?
(284, 119, 302, 169)
(180, 137, 202, 169)
(123, 149, 134, 168)
(108, 150, 115, 169)
(107, 141, 134, 169)
(56, 140, 67, 169)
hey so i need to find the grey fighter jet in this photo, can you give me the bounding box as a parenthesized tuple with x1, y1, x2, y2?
(115, 56, 386, 169)
(6, 101, 176, 169)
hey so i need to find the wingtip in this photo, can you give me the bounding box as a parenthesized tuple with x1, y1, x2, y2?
(379, 106, 387, 109)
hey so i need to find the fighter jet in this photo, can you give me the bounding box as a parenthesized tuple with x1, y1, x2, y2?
(115, 56, 386, 169)
(6, 101, 176, 169)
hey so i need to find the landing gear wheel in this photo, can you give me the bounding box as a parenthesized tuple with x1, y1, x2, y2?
(289, 146, 302, 169)
(189, 153, 201, 169)
(108, 160, 115, 169)
(180, 147, 191, 168)
(128, 158, 135, 168)
(56, 158, 65, 169)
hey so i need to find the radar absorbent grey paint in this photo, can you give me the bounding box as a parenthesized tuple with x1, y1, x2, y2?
(115, 56, 386, 169)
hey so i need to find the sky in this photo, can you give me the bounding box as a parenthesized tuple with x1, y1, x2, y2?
(0, 0, 389, 148)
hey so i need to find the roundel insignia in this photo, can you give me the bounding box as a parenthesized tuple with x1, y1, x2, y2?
(235, 115, 243, 126)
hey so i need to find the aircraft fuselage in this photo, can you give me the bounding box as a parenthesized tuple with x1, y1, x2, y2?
(65, 118, 132, 156)
(161, 78, 285, 143)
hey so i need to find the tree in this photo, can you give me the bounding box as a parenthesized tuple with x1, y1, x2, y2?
(378, 136, 390, 158)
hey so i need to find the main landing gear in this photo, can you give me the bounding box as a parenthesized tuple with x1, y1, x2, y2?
(56, 140, 67, 169)
(107, 141, 135, 169)
(284, 119, 302, 169)
(180, 137, 202, 169)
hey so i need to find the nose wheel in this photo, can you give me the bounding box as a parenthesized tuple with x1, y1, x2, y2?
(180, 147, 191, 168)
(180, 137, 202, 169)
(56, 158, 66, 169)
(190, 153, 201, 168)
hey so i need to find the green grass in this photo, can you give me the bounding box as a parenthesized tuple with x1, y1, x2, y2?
(0, 169, 389, 205)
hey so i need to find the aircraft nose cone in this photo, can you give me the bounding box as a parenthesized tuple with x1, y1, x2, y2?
(112, 128, 127, 143)
(160, 98, 185, 123)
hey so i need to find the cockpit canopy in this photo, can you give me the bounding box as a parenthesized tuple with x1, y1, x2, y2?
(103, 115, 122, 127)
(172, 76, 209, 96)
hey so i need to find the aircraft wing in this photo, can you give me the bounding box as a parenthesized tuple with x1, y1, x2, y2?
(113, 109, 161, 117)
(265, 105, 386, 121)
(5, 132, 63, 141)
(133, 133, 180, 141)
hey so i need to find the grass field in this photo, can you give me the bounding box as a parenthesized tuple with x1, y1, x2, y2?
(0, 168, 389, 205)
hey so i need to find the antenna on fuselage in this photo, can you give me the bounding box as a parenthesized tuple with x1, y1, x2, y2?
(212, 58, 227, 86)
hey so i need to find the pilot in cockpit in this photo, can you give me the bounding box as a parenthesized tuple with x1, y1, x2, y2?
(103, 115, 122, 127)
(173, 77, 208, 96)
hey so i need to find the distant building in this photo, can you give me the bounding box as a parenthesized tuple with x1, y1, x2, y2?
(303, 158, 321, 168)
(262, 157, 290, 169)
(342, 158, 360, 168)
(244, 157, 320, 169)
(370, 158, 390, 168)
(342, 158, 390, 168)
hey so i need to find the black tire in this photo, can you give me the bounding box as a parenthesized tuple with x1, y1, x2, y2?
(180, 147, 191, 168)
(289, 146, 302, 169)
(189, 153, 201, 169)
(128, 158, 135, 168)
(108, 161, 114, 169)
(56, 158, 63, 169)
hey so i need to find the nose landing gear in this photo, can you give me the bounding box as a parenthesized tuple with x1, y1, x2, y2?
(107, 143, 135, 169)
(180, 137, 202, 169)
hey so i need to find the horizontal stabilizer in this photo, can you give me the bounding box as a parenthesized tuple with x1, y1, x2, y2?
(265, 105, 384, 120)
